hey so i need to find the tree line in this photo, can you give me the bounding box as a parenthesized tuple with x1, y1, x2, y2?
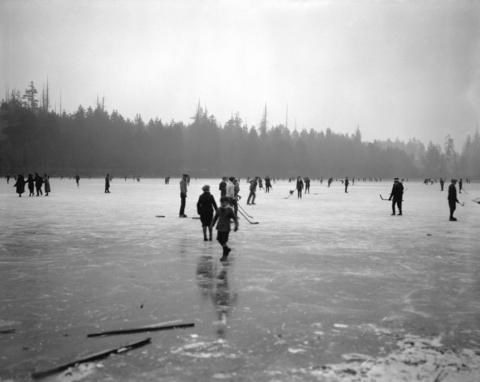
(1, 82, 479, 179)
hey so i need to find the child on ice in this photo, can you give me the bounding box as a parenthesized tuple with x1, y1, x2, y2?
(211, 197, 239, 261)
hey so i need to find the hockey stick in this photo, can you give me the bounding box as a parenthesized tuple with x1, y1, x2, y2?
(238, 204, 254, 218)
(238, 209, 259, 224)
(379, 194, 390, 201)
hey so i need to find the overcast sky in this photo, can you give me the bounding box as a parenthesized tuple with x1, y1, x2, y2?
(1, 0, 479, 145)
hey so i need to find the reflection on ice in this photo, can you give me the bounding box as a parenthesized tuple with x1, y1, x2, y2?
(196, 255, 238, 338)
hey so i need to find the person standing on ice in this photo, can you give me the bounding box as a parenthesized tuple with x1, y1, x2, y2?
(27, 174, 35, 197)
(219, 177, 227, 199)
(75, 174, 80, 187)
(179, 173, 188, 218)
(34, 173, 43, 196)
(104, 173, 111, 193)
(304, 177, 311, 194)
(388, 177, 404, 216)
(458, 178, 463, 194)
(265, 176, 272, 193)
(448, 179, 462, 221)
(43, 174, 51, 196)
(344, 177, 349, 193)
(211, 197, 239, 262)
(14, 174, 26, 197)
(247, 177, 257, 205)
(296, 176, 304, 199)
(226, 177, 239, 217)
(197, 185, 217, 241)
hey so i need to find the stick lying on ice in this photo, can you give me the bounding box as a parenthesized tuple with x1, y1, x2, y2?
(31, 337, 151, 380)
(87, 321, 195, 337)
(0, 328, 15, 334)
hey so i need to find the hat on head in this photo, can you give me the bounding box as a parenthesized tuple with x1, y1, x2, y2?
(451, 178, 457, 182)
(394, 177, 399, 180)
(202, 185, 210, 191)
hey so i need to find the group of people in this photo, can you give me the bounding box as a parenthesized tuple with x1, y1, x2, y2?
(246, 176, 273, 204)
(294, 176, 311, 198)
(191, 175, 240, 262)
(12, 173, 51, 197)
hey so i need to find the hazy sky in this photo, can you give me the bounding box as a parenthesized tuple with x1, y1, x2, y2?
(1, 0, 479, 145)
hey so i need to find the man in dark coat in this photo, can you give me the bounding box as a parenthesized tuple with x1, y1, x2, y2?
(179, 173, 188, 217)
(34, 173, 43, 196)
(27, 174, 35, 196)
(296, 176, 304, 199)
(14, 174, 26, 197)
(448, 179, 461, 221)
(388, 178, 404, 216)
(197, 185, 218, 241)
(105, 173, 111, 193)
(219, 177, 227, 199)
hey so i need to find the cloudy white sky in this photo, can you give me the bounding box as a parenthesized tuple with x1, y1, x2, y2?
(1, 0, 479, 145)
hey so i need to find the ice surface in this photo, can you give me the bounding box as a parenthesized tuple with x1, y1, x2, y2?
(1, 178, 479, 381)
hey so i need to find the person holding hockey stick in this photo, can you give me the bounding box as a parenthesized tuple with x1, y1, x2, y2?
(389, 177, 404, 216)
(211, 197, 239, 262)
(448, 179, 463, 221)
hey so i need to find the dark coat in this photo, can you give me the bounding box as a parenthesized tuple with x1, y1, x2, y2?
(448, 184, 458, 203)
(197, 192, 217, 216)
(389, 182, 404, 200)
(15, 176, 25, 194)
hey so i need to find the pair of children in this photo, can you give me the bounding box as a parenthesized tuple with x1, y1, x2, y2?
(197, 185, 239, 262)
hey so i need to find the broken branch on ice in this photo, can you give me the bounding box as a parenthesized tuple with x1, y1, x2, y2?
(87, 321, 195, 337)
(31, 337, 151, 379)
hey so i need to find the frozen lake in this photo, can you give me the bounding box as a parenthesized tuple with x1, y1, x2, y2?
(1, 178, 479, 381)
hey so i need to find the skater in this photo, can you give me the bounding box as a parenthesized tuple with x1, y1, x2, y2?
(258, 177, 263, 191)
(344, 177, 349, 193)
(211, 197, 239, 262)
(179, 173, 188, 217)
(14, 174, 25, 197)
(459, 178, 463, 194)
(197, 185, 218, 241)
(27, 174, 35, 196)
(75, 174, 80, 187)
(247, 177, 257, 205)
(34, 173, 43, 196)
(304, 177, 311, 194)
(388, 177, 404, 216)
(327, 177, 333, 188)
(296, 176, 304, 199)
(448, 179, 461, 221)
(219, 177, 227, 199)
(44, 174, 51, 196)
(6, 174, 10, 184)
(233, 178, 241, 216)
(105, 173, 111, 193)
(265, 176, 272, 193)
(440, 177, 444, 191)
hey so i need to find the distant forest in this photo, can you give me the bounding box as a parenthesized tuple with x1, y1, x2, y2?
(1, 82, 479, 179)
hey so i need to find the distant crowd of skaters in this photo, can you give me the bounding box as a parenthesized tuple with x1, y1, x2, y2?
(5, 172, 475, 260)
(7, 173, 51, 197)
